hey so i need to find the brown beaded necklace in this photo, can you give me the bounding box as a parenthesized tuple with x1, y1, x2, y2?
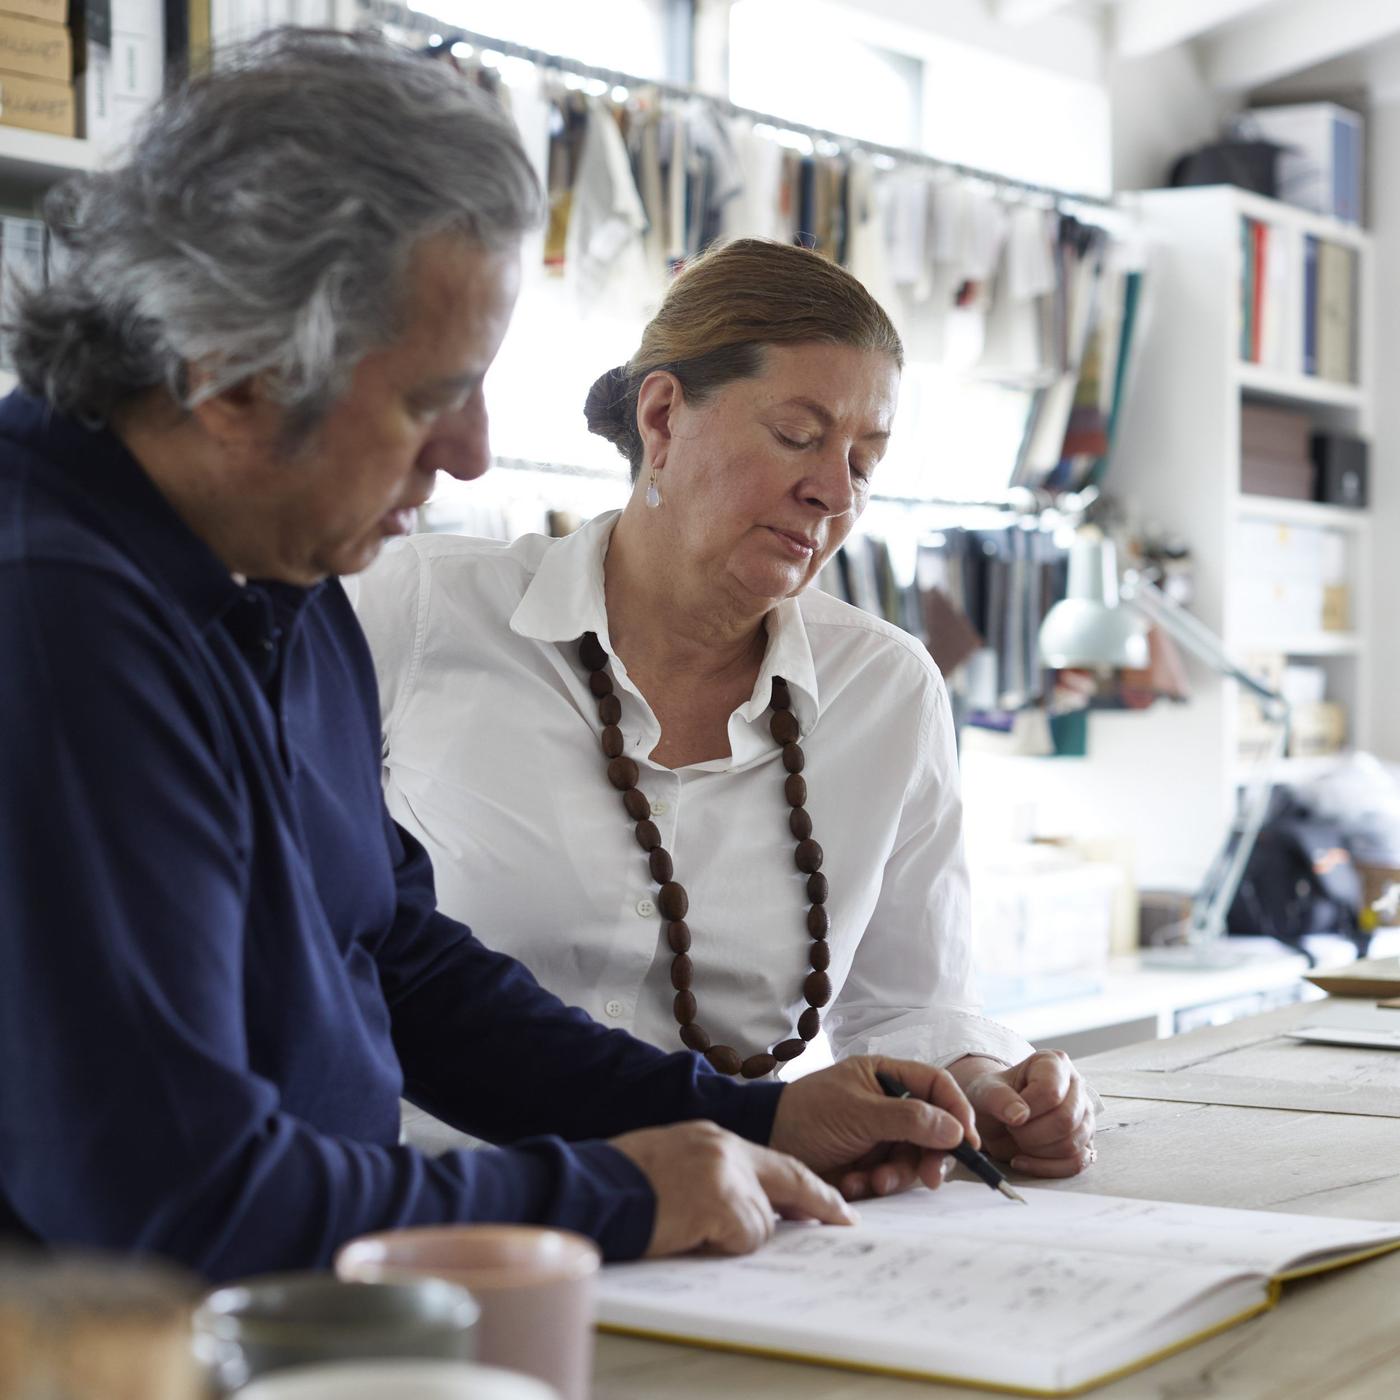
(578, 631, 831, 1079)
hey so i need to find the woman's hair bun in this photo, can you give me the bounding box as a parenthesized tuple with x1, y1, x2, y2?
(583, 364, 635, 449)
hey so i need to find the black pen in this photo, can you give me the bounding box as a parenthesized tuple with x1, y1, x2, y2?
(875, 1069, 1027, 1205)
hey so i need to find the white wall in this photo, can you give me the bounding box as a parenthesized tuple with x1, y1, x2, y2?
(1110, 44, 1232, 191)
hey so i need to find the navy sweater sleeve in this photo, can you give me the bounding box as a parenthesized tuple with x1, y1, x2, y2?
(0, 558, 780, 1279)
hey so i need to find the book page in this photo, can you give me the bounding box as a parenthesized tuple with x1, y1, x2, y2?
(852, 1182, 1400, 1275)
(598, 1222, 1255, 1391)
(597, 1188, 1400, 1391)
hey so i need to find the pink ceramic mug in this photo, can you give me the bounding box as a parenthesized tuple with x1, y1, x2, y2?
(335, 1227, 599, 1400)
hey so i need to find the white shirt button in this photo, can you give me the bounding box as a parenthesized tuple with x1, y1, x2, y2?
(650, 800, 669, 816)
(605, 999, 625, 1018)
(635, 898, 656, 917)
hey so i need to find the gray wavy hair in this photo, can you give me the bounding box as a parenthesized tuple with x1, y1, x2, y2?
(14, 27, 541, 432)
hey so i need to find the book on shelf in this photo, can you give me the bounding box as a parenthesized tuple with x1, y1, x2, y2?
(596, 1183, 1400, 1397)
(1240, 217, 1358, 386)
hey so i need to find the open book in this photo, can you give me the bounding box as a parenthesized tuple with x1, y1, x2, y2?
(596, 1183, 1400, 1396)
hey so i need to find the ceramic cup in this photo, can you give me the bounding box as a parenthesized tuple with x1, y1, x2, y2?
(235, 1358, 559, 1399)
(0, 1250, 203, 1400)
(335, 1226, 599, 1400)
(192, 1273, 478, 1394)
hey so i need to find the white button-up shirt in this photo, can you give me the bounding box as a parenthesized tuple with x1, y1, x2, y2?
(351, 511, 1033, 1074)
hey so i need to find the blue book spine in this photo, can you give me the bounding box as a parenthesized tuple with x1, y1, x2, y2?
(1303, 234, 1319, 376)
(1333, 116, 1347, 222)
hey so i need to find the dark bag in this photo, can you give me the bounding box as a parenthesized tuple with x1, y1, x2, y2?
(1169, 140, 1283, 197)
(1226, 798, 1365, 954)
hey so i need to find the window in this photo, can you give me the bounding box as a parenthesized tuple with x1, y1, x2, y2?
(728, 0, 1110, 196)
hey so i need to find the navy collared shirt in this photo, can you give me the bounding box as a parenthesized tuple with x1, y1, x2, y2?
(0, 392, 782, 1280)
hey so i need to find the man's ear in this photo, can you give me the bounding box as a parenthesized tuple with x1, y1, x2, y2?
(635, 370, 683, 474)
(184, 365, 283, 457)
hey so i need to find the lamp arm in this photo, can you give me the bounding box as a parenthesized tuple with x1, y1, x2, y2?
(1118, 571, 1292, 944)
(1119, 572, 1287, 718)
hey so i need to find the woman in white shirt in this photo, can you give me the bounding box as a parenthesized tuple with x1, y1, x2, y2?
(355, 239, 1095, 1183)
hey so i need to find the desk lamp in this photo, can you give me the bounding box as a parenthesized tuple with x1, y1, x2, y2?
(1039, 532, 1292, 969)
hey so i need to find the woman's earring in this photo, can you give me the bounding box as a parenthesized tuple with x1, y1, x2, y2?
(645, 470, 661, 509)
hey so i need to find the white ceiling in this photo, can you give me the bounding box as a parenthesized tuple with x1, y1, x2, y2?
(989, 0, 1400, 95)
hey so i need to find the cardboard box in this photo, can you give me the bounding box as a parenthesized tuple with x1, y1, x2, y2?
(0, 69, 74, 134)
(1290, 701, 1347, 758)
(0, 0, 67, 22)
(1322, 583, 1350, 632)
(0, 14, 71, 84)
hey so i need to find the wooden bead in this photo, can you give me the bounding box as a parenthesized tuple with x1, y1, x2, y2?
(773, 1038, 807, 1061)
(789, 807, 813, 841)
(770, 710, 800, 745)
(623, 789, 650, 822)
(673, 990, 697, 1025)
(807, 872, 829, 905)
(770, 677, 791, 710)
(804, 970, 832, 1007)
(798, 1006, 822, 1041)
(658, 881, 689, 920)
(588, 670, 613, 698)
(649, 848, 674, 883)
(782, 742, 804, 774)
(667, 920, 691, 954)
(579, 633, 607, 672)
(794, 839, 823, 874)
(602, 725, 624, 759)
(680, 1022, 711, 1052)
(809, 939, 831, 972)
(705, 1045, 742, 1076)
(807, 905, 830, 937)
(634, 820, 661, 851)
(598, 693, 621, 724)
(784, 774, 807, 808)
(741, 1053, 778, 1079)
(607, 757, 639, 790)
(670, 953, 693, 990)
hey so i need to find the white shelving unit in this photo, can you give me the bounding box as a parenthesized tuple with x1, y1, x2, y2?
(0, 128, 96, 187)
(1111, 185, 1374, 872)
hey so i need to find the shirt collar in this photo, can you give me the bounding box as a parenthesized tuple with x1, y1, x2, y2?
(510, 508, 820, 730)
(0, 390, 318, 631)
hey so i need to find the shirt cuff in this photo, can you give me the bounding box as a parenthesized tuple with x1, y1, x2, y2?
(443, 1136, 656, 1261)
(689, 1074, 786, 1147)
(852, 1010, 1037, 1070)
(854, 1015, 1104, 1117)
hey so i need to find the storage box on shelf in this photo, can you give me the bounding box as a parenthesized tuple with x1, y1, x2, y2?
(0, 2, 75, 137)
(1111, 186, 1373, 881)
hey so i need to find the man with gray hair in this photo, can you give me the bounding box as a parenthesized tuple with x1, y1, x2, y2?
(0, 29, 979, 1282)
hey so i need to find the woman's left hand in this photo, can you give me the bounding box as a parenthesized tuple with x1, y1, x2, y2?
(949, 1051, 1096, 1178)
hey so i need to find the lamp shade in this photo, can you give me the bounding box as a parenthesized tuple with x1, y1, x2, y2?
(1039, 534, 1149, 669)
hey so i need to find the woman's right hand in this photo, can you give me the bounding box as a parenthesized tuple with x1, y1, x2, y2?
(610, 1120, 857, 1257)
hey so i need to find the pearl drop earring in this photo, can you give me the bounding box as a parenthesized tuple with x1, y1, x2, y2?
(645, 470, 661, 509)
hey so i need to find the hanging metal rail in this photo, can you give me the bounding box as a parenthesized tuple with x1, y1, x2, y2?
(363, 2, 1116, 212)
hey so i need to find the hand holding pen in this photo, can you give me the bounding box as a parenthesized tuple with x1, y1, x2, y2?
(769, 1056, 985, 1203)
(876, 1070, 1027, 1204)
